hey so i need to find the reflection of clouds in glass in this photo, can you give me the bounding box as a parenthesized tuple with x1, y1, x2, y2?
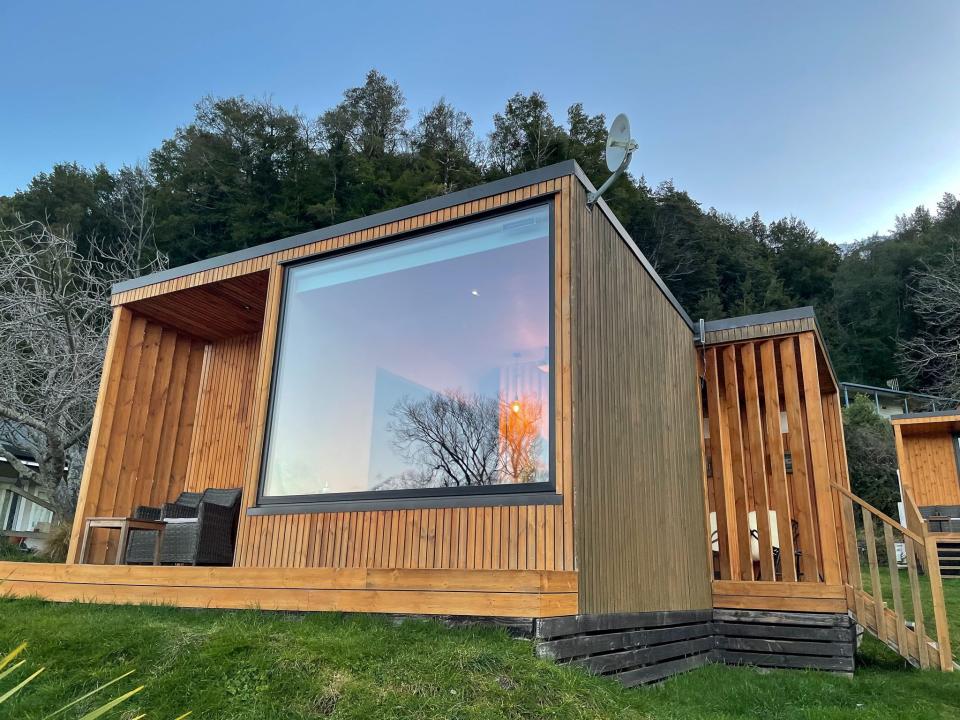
(261, 204, 552, 498)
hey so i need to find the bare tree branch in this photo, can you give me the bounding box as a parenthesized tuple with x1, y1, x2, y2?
(899, 243, 960, 400)
(0, 174, 167, 517)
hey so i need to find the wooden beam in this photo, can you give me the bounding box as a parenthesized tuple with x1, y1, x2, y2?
(922, 523, 954, 670)
(67, 307, 133, 564)
(759, 340, 796, 581)
(740, 343, 775, 580)
(905, 536, 930, 668)
(705, 348, 740, 580)
(779, 337, 820, 581)
(798, 333, 841, 584)
(862, 508, 886, 644)
(721, 345, 753, 579)
(883, 523, 908, 654)
(0, 562, 578, 618)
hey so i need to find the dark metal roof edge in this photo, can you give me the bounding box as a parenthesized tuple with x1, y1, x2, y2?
(890, 409, 960, 421)
(701, 305, 842, 390)
(569, 163, 695, 331)
(702, 306, 816, 333)
(112, 160, 580, 295)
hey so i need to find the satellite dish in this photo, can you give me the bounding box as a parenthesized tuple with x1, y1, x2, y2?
(588, 113, 638, 205)
(605, 113, 633, 172)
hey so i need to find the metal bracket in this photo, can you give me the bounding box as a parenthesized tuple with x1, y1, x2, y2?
(587, 139, 637, 205)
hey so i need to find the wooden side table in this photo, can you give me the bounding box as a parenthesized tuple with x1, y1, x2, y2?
(79, 517, 166, 565)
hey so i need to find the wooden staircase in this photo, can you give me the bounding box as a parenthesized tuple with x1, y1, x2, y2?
(833, 484, 956, 670)
(935, 535, 960, 579)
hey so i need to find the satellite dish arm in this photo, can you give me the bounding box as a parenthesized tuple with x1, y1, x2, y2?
(587, 144, 635, 205)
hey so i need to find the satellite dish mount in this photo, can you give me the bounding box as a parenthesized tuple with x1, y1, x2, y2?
(587, 113, 637, 205)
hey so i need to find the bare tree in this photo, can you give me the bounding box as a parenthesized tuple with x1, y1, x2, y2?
(899, 244, 960, 400)
(380, 390, 545, 490)
(500, 395, 544, 484)
(0, 179, 166, 518)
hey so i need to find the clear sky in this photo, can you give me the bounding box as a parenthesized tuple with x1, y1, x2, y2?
(1, 0, 957, 244)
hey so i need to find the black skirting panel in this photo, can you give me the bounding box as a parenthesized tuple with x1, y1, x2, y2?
(535, 610, 716, 686)
(534, 608, 856, 686)
(714, 608, 856, 674)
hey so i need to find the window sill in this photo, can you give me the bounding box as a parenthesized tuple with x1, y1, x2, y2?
(247, 491, 563, 516)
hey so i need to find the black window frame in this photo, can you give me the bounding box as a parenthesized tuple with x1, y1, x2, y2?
(253, 198, 558, 514)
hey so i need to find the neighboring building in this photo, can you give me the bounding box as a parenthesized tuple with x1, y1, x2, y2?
(891, 410, 960, 579)
(840, 381, 958, 421)
(0, 428, 55, 549)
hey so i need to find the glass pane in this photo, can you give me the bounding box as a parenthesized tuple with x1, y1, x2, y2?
(261, 204, 552, 498)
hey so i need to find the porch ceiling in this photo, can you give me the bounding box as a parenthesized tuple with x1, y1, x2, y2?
(124, 270, 269, 341)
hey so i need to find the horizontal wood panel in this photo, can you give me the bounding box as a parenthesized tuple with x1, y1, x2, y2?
(0, 562, 575, 592)
(712, 593, 847, 614)
(0, 562, 576, 617)
(712, 580, 846, 599)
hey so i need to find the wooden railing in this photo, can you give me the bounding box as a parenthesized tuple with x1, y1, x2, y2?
(833, 483, 955, 670)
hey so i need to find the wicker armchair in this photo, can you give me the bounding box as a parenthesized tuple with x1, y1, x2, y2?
(124, 492, 203, 565)
(158, 488, 242, 566)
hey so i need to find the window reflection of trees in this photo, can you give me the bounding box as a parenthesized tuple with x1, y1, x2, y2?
(378, 389, 545, 490)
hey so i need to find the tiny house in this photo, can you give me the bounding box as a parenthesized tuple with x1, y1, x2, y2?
(893, 410, 960, 579)
(1, 162, 954, 681)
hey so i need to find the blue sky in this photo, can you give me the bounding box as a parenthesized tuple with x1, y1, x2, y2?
(1, 0, 957, 243)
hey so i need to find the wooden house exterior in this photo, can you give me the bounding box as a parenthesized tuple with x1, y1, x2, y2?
(892, 411, 960, 580)
(1, 162, 954, 680)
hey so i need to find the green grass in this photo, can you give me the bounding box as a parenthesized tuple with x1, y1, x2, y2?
(1, 595, 960, 720)
(862, 564, 960, 658)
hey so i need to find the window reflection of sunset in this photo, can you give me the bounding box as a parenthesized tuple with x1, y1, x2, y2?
(261, 204, 552, 499)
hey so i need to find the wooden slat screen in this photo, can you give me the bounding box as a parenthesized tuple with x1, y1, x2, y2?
(701, 331, 848, 586)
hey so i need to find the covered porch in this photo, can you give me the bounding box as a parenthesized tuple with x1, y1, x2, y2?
(701, 308, 956, 670)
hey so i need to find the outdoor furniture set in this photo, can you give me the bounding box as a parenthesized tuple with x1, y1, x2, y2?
(78, 488, 242, 566)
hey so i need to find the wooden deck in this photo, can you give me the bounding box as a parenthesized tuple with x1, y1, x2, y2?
(0, 563, 578, 618)
(712, 580, 848, 614)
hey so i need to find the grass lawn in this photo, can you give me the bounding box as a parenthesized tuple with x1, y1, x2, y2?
(864, 564, 960, 658)
(1, 589, 959, 720)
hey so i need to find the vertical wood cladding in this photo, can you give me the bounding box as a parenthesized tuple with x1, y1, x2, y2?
(570, 185, 712, 613)
(184, 334, 261, 493)
(233, 179, 575, 570)
(898, 429, 960, 507)
(67, 308, 206, 563)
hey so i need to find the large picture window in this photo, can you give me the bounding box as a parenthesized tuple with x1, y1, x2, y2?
(259, 203, 553, 504)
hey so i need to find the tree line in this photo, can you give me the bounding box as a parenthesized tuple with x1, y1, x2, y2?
(2, 69, 958, 394)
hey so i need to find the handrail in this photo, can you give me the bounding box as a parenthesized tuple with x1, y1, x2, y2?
(832, 482, 954, 671)
(830, 482, 923, 543)
(902, 486, 926, 539)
